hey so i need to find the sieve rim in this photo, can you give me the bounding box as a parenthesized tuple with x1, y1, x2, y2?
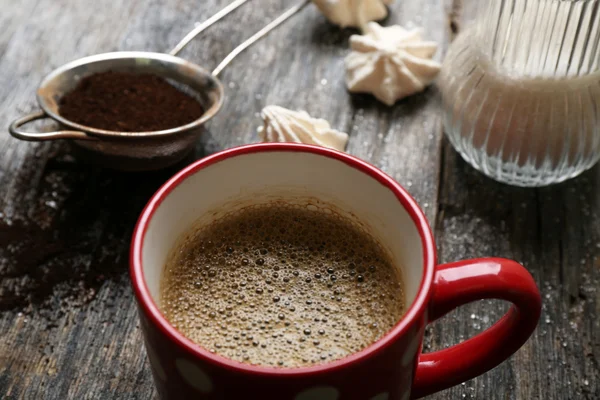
(36, 51, 224, 138)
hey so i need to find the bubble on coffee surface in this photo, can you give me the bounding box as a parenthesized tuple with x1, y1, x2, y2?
(160, 201, 405, 368)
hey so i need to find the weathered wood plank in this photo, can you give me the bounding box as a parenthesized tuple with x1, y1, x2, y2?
(430, 142, 600, 400)
(0, 0, 221, 398)
(346, 0, 447, 223)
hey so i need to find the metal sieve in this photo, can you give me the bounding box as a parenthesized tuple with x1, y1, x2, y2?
(9, 0, 309, 171)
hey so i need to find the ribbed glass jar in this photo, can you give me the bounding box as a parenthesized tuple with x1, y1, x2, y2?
(438, 0, 600, 187)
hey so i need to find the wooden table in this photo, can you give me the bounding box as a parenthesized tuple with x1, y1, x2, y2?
(0, 0, 598, 398)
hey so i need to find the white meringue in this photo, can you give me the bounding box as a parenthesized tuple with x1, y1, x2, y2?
(312, 0, 393, 29)
(345, 22, 441, 105)
(258, 106, 349, 151)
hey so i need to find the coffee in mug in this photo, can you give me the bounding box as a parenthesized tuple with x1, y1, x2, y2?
(160, 200, 405, 368)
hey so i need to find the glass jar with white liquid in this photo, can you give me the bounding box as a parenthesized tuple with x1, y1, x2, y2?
(438, 0, 600, 187)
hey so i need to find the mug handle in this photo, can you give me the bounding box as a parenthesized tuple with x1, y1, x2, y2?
(9, 110, 95, 141)
(411, 258, 541, 399)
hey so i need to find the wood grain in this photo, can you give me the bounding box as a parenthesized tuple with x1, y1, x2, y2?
(0, 0, 598, 399)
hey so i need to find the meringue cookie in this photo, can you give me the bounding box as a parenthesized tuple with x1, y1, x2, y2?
(312, 0, 393, 29)
(258, 105, 348, 151)
(345, 22, 441, 105)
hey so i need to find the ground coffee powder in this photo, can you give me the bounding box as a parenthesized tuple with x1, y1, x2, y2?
(59, 71, 204, 132)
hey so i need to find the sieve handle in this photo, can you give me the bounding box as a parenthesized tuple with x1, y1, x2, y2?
(169, 0, 250, 56)
(212, 0, 310, 76)
(9, 111, 96, 141)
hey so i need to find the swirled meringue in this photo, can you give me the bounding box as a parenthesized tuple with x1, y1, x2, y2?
(345, 22, 441, 105)
(312, 0, 393, 29)
(258, 105, 348, 151)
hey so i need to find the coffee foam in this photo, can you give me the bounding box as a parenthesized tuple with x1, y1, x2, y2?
(160, 201, 405, 368)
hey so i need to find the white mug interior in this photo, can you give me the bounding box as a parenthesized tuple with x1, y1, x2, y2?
(141, 149, 426, 332)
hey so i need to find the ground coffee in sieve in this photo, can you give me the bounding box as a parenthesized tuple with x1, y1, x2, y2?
(59, 71, 204, 132)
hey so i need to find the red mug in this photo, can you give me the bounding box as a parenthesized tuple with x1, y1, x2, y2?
(130, 143, 541, 399)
